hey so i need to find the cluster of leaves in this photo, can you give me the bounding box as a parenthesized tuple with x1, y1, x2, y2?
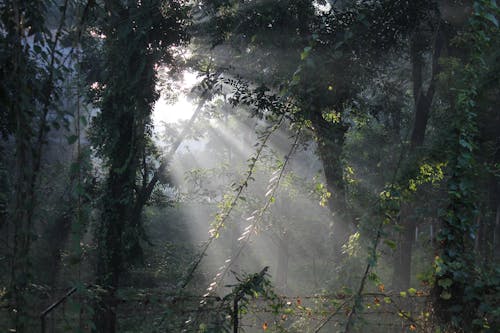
(432, 1, 500, 330)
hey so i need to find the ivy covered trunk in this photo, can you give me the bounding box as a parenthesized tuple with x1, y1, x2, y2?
(93, 107, 139, 331)
(89, 1, 187, 330)
(309, 109, 351, 252)
(433, 114, 478, 329)
(91, 3, 154, 331)
(432, 2, 498, 328)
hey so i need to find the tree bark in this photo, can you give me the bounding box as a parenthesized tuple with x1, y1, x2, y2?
(93, 3, 143, 330)
(391, 206, 416, 290)
(392, 21, 445, 290)
(94, 123, 137, 332)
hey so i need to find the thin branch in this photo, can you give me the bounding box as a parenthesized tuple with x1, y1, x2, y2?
(179, 113, 287, 291)
(31, 0, 70, 190)
(215, 125, 301, 290)
(314, 299, 351, 333)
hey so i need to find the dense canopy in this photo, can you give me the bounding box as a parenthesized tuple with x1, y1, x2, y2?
(0, 0, 499, 332)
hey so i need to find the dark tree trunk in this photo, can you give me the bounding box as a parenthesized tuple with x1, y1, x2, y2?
(43, 212, 72, 287)
(476, 173, 499, 265)
(391, 205, 416, 290)
(93, 111, 140, 329)
(309, 110, 351, 252)
(391, 22, 445, 290)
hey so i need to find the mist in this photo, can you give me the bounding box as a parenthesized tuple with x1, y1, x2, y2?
(1, 0, 499, 332)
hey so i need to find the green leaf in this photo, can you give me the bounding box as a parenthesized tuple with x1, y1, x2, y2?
(440, 291, 452, 300)
(368, 272, 379, 282)
(291, 74, 301, 86)
(80, 116, 88, 127)
(484, 13, 499, 27)
(300, 46, 312, 60)
(67, 134, 78, 144)
(332, 50, 343, 59)
(438, 278, 453, 288)
(384, 239, 396, 250)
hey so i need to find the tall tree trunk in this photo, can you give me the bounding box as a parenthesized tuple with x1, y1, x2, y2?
(391, 22, 445, 290)
(391, 205, 417, 290)
(94, 125, 137, 332)
(91, 1, 172, 328)
(9, 2, 38, 328)
(11, 122, 33, 332)
(92, 4, 139, 328)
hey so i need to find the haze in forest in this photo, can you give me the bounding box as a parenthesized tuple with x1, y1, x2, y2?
(0, 1, 499, 333)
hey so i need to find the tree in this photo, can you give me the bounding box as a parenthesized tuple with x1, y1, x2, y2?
(0, 0, 498, 331)
(85, 1, 188, 331)
(0, 0, 78, 330)
(195, 0, 437, 267)
(431, 1, 500, 330)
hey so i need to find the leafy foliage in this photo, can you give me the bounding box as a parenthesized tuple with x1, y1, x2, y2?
(1, 1, 499, 332)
